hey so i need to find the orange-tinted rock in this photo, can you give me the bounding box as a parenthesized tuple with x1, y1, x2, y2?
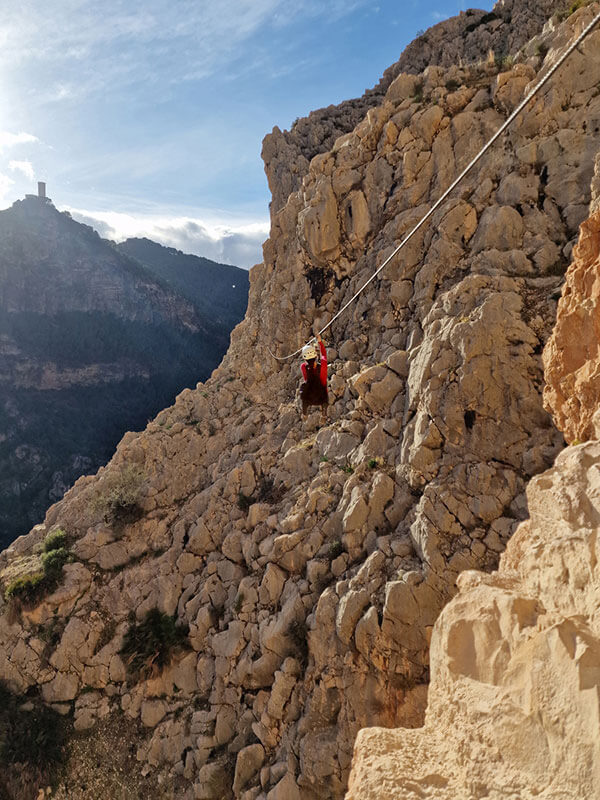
(543, 208, 600, 443)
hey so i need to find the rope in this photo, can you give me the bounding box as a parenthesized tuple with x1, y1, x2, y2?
(268, 6, 600, 361)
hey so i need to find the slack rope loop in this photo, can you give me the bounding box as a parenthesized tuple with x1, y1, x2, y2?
(268, 7, 600, 362)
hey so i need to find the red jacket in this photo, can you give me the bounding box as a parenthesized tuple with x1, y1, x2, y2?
(301, 340, 327, 386)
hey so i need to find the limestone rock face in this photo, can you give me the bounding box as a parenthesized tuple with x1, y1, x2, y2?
(394, 0, 572, 76)
(262, 0, 572, 215)
(2, 3, 600, 800)
(543, 208, 600, 443)
(347, 440, 600, 799)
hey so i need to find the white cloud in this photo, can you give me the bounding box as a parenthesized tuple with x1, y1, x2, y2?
(63, 207, 269, 269)
(0, 131, 38, 151)
(8, 160, 35, 180)
(0, 1, 372, 99)
(0, 172, 15, 205)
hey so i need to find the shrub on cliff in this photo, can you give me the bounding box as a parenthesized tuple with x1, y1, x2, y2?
(91, 465, 145, 526)
(43, 528, 68, 552)
(4, 542, 73, 606)
(4, 571, 47, 605)
(120, 608, 189, 681)
(40, 547, 71, 579)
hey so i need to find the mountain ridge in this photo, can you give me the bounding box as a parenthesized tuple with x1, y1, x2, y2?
(0, 197, 248, 546)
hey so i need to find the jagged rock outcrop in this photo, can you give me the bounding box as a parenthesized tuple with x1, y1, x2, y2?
(262, 0, 573, 214)
(394, 0, 573, 75)
(1, 2, 599, 799)
(543, 206, 600, 443)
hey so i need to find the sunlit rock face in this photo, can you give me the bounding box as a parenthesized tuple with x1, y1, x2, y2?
(346, 441, 600, 800)
(0, 200, 248, 547)
(2, 1, 600, 798)
(346, 5, 600, 798)
(543, 204, 600, 444)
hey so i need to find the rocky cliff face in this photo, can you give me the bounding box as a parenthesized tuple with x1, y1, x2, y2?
(347, 6, 600, 799)
(347, 435, 600, 800)
(262, 0, 573, 215)
(0, 1, 598, 799)
(0, 200, 248, 546)
(543, 201, 600, 444)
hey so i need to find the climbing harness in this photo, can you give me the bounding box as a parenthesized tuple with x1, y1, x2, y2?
(268, 7, 600, 362)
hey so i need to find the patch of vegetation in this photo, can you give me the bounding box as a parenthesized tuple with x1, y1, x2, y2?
(41, 547, 71, 579)
(556, 0, 593, 20)
(342, 463, 354, 474)
(412, 80, 424, 103)
(255, 475, 285, 505)
(445, 78, 461, 92)
(0, 681, 69, 793)
(4, 572, 47, 605)
(4, 543, 74, 607)
(120, 608, 189, 681)
(237, 475, 285, 512)
(43, 528, 68, 552)
(535, 42, 549, 59)
(495, 53, 514, 70)
(305, 266, 334, 305)
(319, 455, 329, 463)
(368, 458, 380, 469)
(91, 465, 145, 526)
(234, 592, 245, 614)
(328, 540, 344, 561)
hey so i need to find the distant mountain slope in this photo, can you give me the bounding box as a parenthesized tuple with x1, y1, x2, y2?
(0, 197, 248, 547)
(116, 237, 249, 331)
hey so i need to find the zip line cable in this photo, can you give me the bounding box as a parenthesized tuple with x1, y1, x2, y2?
(268, 7, 600, 362)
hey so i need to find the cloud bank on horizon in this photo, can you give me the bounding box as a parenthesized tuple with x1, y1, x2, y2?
(67, 207, 269, 268)
(0, 0, 492, 268)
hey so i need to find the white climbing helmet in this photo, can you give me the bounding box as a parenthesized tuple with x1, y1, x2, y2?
(302, 343, 317, 360)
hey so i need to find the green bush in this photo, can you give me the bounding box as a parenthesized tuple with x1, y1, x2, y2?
(4, 572, 47, 604)
(120, 608, 190, 681)
(92, 465, 145, 525)
(4, 546, 72, 606)
(43, 528, 68, 552)
(41, 547, 71, 579)
(556, 0, 592, 20)
(328, 540, 344, 560)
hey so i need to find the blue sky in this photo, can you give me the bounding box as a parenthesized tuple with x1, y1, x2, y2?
(0, 0, 494, 267)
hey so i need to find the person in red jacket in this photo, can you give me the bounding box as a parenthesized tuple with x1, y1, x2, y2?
(300, 333, 328, 422)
